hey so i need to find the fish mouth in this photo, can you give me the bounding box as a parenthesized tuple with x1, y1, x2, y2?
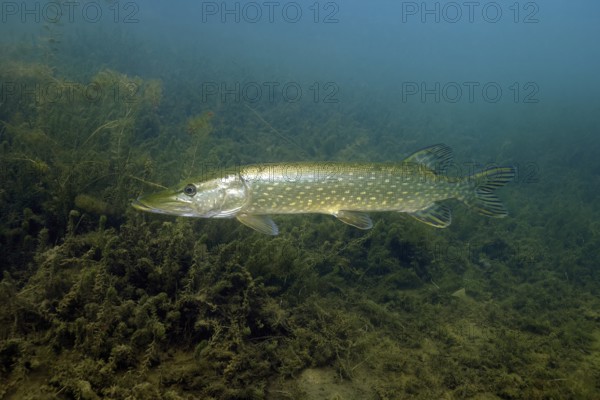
(131, 193, 195, 216)
(131, 198, 161, 213)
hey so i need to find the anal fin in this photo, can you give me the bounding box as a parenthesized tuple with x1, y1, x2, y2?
(409, 203, 451, 228)
(236, 214, 279, 235)
(334, 210, 373, 230)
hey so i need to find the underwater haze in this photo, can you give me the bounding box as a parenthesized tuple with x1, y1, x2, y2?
(1, 0, 600, 399)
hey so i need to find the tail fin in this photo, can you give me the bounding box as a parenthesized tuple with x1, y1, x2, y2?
(461, 167, 516, 217)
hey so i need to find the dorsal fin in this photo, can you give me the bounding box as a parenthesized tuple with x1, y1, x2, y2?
(403, 144, 453, 173)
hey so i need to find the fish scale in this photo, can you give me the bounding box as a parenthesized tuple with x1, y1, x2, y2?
(241, 163, 453, 215)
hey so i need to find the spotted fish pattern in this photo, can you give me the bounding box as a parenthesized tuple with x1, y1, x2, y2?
(132, 144, 515, 235)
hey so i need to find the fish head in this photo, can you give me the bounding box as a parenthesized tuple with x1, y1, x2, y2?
(132, 173, 247, 218)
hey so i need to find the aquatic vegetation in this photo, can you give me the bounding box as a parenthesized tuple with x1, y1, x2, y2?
(2, 38, 600, 399)
(184, 111, 215, 178)
(0, 60, 165, 259)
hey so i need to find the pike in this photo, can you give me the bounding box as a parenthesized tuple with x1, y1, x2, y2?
(132, 144, 515, 235)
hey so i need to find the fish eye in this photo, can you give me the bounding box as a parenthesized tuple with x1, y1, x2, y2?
(183, 184, 197, 197)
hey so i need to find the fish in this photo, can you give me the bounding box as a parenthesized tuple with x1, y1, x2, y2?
(132, 144, 515, 235)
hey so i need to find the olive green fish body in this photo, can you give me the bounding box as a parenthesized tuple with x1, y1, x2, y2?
(240, 163, 454, 214)
(132, 144, 515, 235)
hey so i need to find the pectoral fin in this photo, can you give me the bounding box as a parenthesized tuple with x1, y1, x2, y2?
(236, 214, 279, 235)
(334, 210, 373, 230)
(409, 203, 451, 228)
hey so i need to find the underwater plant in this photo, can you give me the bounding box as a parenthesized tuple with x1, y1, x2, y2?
(2, 32, 600, 399)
